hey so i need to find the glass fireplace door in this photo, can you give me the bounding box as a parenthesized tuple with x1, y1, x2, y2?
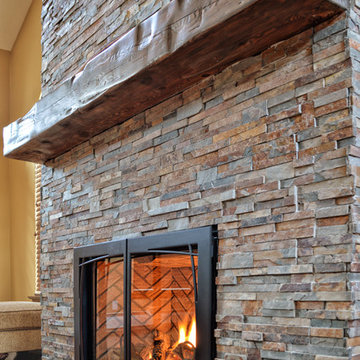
(96, 257, 124, 359)
(131, 251, 198, 359)
(74, 226, 216, 360)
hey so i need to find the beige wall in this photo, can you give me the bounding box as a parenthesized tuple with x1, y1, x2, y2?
(0, 50, 11, 300)
(9, 0, 42, 300)
(0, 0, 41, 300)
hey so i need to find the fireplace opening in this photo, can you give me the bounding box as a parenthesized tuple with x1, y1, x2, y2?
(74, 226, 217, 360)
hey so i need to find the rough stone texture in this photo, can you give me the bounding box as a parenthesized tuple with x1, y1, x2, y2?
(6, 0, 344, 163)
(347, 1, 360, 359)
(39, 9, 360, 360)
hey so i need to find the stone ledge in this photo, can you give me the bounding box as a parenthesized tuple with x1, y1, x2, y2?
(3, 0, 345, 163)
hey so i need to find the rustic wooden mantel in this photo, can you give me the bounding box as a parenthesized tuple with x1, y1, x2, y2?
(3, 0, 346, 163)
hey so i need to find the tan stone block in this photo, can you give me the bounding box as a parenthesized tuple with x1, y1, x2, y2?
(314, 52, 349, 72)
(324, 126, 354, 143)
(317, 215, 349, 226)
(314, 244, 350, 256)
(299, 141, 336, 158)
(272, 205, 296, 215)
(283, 210, 314, 222)
(273, 317, 310, 327)
(254, 153, 294, 171)
(349, 145, 360, 158)
(313, 281, 346, 292)
(326, 302, 351, 310)
(347, 337, 360, 347)
(241, 224, 275, 236)
(296, 301, 324, 310)
(253, 250, 282, 261)
(230, 124, 267, 144)
(315, 98, 348, 117)
(308, 78, 350, 101)
(262, 342, 286, 352)
(313, 41, 345, 63)
(268, 264, 313, 275)
(258, 64, 313, 93)
(255, 189, 288, 202)
(223, 79, 256, 100)
(242, 301, 262, 316)
(276, 218, 313, 231)
(218, 222, 240, 231)
(242, 331, 263, 342)
(266, 106, 301, 124)
(310, 327, 343, 338)
(336, 196, 353, 205)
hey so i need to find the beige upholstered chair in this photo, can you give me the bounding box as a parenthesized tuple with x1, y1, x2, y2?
(0, 302, 41, 356)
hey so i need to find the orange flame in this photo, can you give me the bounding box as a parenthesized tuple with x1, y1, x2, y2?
(188, 319, 196, 346)
(147, 318, 196, 359)
(177, 318, 196, 347)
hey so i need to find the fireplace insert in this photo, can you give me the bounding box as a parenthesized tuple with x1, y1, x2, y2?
(74, 226, 217, 359)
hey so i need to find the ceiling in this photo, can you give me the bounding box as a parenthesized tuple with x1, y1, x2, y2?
(0, 0, 32, 51)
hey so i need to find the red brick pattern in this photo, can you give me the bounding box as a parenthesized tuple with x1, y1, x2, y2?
(131, 255, 196, 357)
(96, 260, 124, 359)
(40, 12, 360, 360)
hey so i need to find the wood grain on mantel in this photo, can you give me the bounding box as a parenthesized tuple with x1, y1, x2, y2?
(3, 0, 345, 163)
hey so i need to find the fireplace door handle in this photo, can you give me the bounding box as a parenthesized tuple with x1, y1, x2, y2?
(146, 249, 198, 256)
(189, 244, 198, 303)
(78, 254, 110, 267)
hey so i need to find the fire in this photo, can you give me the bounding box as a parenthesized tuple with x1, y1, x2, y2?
(178, 326, 186, 344)
(177, 318, 196, 347)
(146, 318, 196, 359)
(188, 319, 196, 346)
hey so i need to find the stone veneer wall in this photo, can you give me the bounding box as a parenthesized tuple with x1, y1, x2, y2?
(40, 10, 360, 360)
(346, 1, 360, 358)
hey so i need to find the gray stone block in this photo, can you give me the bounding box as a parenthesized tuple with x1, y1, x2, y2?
(219, 252, 253, 269)
(148, 201, 189, 216)
(242, 101, 267, 123)
(260, 350, 289, 359)
(313, 18, 347, 43)
(263, 299, 295, 310)
(205, 95, 224, 110)
(196, 168, 218, 185)
(236, 87, 260, 104)
(314, 88, 348, 108)
(177, 99, 203, 121)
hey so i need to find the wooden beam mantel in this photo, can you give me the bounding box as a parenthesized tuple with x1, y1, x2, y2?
(3, 0, 345, 163)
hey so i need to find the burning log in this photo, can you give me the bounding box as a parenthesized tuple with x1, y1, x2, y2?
(137, 322, 196, 360)
(166, 341, 195, 360)
(139, 339, 195, 360)
(152, 339, 165, 360)
(147, 330, 165, 360)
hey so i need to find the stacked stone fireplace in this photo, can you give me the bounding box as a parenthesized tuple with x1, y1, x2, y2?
(5, 0, 360, 359)
(73, 227, 216, 359)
